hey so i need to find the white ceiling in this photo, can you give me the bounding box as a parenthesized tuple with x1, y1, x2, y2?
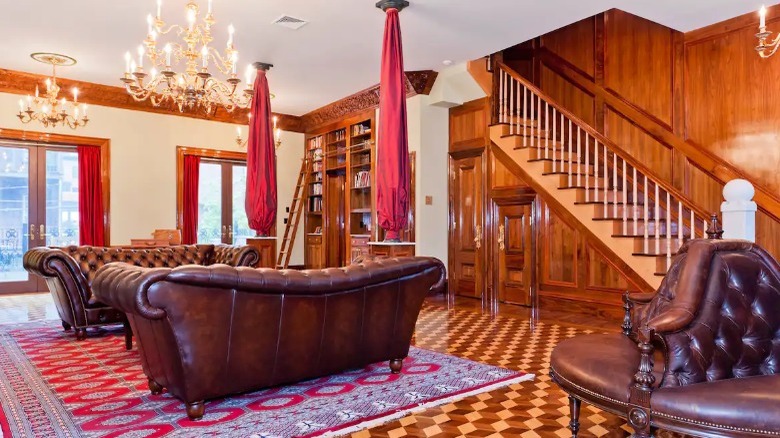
(0, 0, 760, 115)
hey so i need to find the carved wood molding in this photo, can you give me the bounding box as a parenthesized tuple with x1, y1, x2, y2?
(0, 68, 304, 132)
(299, 70, 438, 132)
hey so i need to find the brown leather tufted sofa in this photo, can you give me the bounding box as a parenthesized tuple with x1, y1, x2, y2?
(23, 244, 260, 348)
(550, 239, 780, 437)
(91, 257, 446, 420)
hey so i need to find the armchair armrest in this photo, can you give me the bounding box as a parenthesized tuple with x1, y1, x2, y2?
(621, 291, 657, 336)
(91, 264, 171, 320)
(23, 247, 91, 306)
(211, 244, 260, 267)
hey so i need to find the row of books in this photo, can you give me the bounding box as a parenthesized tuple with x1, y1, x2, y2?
(351, 124, 371, 136)
(331, 130, 346, 142)
(308, 136, 323, 150)
(354, 171, 370, 188)
(309, 198, 322, 212)
(312, 161, 323, 173)
(310, 183, 322, 196)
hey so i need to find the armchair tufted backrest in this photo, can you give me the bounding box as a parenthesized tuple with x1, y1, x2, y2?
(639, 240, 780, 388)
(63, 245, 214, 283)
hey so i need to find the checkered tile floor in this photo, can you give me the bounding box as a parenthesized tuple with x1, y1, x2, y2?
(0, 293, 685, 437)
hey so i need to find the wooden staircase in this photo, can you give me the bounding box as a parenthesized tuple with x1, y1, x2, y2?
(492, 63, 716, 289)
(276, 158, 309, 269)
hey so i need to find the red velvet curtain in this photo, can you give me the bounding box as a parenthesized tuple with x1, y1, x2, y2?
(77, 146, 105, 246)
(182, 154, 200, 244)
(377, 7, 410, 242)
(245, 68, 277, 237)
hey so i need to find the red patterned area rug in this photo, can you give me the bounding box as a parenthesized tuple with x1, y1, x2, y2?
(0, 322, 532, 437)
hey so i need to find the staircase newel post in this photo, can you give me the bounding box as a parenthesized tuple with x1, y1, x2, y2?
(720, 179, 756, 242)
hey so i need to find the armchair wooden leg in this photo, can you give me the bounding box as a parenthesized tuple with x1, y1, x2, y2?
(74, 328, 87, 341)
(568, 395, 581, 437)
(389, 358, 404, 374)
(61, 321, 72, 331)
(123, 320, 133, 351)
(148, 378, 163, 395)
(186, 401, 205, 420)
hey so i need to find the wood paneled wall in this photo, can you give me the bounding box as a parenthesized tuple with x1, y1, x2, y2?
(504, 7, 780, 259)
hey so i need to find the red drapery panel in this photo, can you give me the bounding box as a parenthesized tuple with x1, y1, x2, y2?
(245, 68, 277, 237)
(376, 8, 410, 242)
(77, 145, 105, 246)
(182, 154, 200, 245)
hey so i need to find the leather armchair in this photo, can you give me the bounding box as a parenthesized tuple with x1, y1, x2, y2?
(550, 239, 780, 437)
(23, 244, 260, 348)
(91, 257, 446, 420)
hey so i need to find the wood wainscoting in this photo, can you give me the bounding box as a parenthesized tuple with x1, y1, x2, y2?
(448, 98, 640, 319)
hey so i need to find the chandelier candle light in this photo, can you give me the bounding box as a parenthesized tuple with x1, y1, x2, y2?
(757, 5, 780, 58)
(17, 53, 89, 129)
(121, 0, 253, 113)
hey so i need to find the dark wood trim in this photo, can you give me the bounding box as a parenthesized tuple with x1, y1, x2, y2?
(491, 142, 654, 293)
(531, 50, 780, 222)
(0, 68, 303, 132)
(0, 128, 111, 244)
(300, 70, 438, 132)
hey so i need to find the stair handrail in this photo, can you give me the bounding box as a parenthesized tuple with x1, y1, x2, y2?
(496, 61, 713, 228)
(535, 48, 780, 223)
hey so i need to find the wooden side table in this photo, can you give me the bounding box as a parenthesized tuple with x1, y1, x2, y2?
(368, 242, 416, 258)
(246, 237, 277, 268)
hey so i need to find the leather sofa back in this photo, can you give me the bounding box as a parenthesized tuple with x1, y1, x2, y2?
(63, 245, 213, 282)
(92, 257, 447, 404)
(639, 240, 780, 387)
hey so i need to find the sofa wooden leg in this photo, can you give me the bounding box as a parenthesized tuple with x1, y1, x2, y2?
(61, 321, 72, 331)
(123, 320, 133, 351)
(389, 358, 403, 374)
(148, 379, 163, 395)
(74, 328, 87, 340)
(568, 395, 581, 437)
(186, 401, 205, 420)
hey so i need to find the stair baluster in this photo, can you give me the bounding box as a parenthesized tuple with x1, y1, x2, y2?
(585, 135, 590, 199)
(655, 182, 661, 255)
(633, 167, 639, 235)
(510, 74, 515, 135)
(523, 86, 528, 148)
(622, 159, 628, 235)
(644, 175, 649, 253)
(613, 152, 618, 218)
(545, 102, 550, 159)
(552, 108, 558, 170)
(576, 127, 582, 188)
(537, 94, 542, 149)
(591, 140, 597, 203)
(678, 200, 684, 248)
(666, 191, 672, 270)
(603, 143, 608, 210)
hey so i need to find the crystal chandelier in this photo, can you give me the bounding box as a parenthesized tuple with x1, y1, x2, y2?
(757, 5, 780, 58)
(17, 53, 89, 129)
(121, 0, 254, 113)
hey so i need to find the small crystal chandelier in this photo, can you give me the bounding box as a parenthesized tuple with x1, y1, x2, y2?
(756, 5, 780, 58)
(17, 53, 89, 129)
(121, 0, 253, 113)
(236, 115, 283, 149)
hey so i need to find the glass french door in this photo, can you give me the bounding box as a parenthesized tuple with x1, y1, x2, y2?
(197, 160, 251, 245)
(0, 144, 79, 294)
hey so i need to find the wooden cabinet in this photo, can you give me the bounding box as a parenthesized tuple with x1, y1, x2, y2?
(305, 234, 324, 269)
(448, 152, 485, 299)
(369, 243, 415, 258)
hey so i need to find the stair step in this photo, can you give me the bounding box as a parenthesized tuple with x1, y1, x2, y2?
(494, 118, 539, 130)
(501, 126, 550, 139)
(593, 204, 664, 220)
(543, 161, 595, 175)
(611, 219, 684, 235)
(633, 236, 689, 254)
(575, 188, 642, 203)
(527, 148, 579, 161)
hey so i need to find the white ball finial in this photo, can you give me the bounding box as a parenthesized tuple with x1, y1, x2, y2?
(723, 179, 754, 202)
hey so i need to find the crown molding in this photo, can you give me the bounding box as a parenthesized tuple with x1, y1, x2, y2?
(299, 70, 437, 132)
(0, 68, 304, 132)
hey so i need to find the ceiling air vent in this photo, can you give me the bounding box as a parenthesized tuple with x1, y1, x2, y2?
(272, 15, 308, 30)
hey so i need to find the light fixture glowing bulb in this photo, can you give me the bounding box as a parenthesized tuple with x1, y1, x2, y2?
(72, 87, 79, 103)
(760, 5, 767, 29)
(228, 24, 235, 48)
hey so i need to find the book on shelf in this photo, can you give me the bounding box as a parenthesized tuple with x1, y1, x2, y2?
(310, 183, 323, 196)
(351, 124, 371, 136)
(353, 170, 370, 189)
(312, 161, 323, 173)
(308, 136, 323, 150)
(309, 197, 322, 212)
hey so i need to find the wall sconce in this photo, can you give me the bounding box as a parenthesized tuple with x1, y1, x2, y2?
(757, 5, 780, 58)
(235, 113, 282, 150)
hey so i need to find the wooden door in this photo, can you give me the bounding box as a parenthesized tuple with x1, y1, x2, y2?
(449, 153, 485, 299)
(325, 173, 345, 267)
(495, 203, 534, 305)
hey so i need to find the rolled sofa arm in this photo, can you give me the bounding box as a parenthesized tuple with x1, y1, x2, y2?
(212, 244, 260, 267)
(23, 247, 91, 305)
(91, 264, 172, 320)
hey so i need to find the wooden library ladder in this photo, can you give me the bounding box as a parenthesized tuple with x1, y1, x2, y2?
(276, 158, 310, 269)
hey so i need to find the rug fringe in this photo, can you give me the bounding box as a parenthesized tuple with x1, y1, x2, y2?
(318, 373, 535, 437)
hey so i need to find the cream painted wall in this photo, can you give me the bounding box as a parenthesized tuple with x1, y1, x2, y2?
(0, 92, 305, 264)
(376, 94, 449, 267)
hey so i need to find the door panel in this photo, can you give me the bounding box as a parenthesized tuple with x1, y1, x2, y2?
(43, 150, 79, 247)
(0, 145, 39, 293)
(497, 203, 533, 306)
(450, 154, 484, 299)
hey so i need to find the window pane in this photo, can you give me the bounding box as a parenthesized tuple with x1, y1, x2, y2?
(0, 147, 30, 282)
(232, 165, 251, 245)
(198, 163, 223, 244)
(45, 150, 79, 247)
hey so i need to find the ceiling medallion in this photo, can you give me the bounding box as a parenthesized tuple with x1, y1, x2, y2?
(121, 0, 254, 113)
(17, 53, 89, 130)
